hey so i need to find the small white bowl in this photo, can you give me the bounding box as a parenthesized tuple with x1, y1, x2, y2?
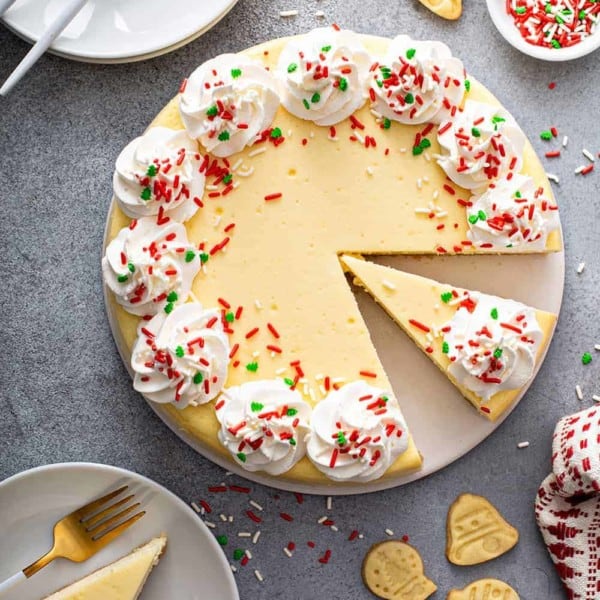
(486, 0, 600, 61)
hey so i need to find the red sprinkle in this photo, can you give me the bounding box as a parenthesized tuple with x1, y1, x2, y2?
(318, 549, 332, 564)
(229, 485, 251, 493)
(199, 500, 212, 513)
(359, 370, 377, 378)
(246, 510, 262, 523)
(348, 530, 360, 541)
(294, 492, 304, 504)
(267, 323, 280, 339)
(208, 485, 227, 493)
(264, 192, 282, 201)
(409, 319, 431, 333)
(280, 512, 294, 522)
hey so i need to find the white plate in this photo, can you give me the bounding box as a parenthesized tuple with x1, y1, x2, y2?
(1, 0, 239, 63)
(0, 463, 239, 600)
(486, 0, 600, 61)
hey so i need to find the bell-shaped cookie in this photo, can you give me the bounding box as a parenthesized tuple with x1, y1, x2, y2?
(362, 540, 437, 600)
(417, 0, 462, 20)
(447, 578, 520, 600)
(446, 493, 519, 565)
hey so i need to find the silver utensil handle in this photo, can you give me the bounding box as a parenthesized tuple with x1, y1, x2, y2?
(0, 571, 26, 595)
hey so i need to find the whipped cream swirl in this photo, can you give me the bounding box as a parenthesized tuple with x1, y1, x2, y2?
(113, 127, 205, 222)
(370, 35, 465, 125)
(437, 100, 526, 192)
(276, 27, 371, 126)
(306, 381, 409, 482)
(131, 302, 230, 408)
(179, 54, 279, 157)
(443, 293, 543, 401)
(102, 217, 200, 316)
(467, 174, 560, 250)
(216, 380, 312, 475)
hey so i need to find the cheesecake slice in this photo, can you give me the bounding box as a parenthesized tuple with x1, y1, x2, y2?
(340, 255, 556, 421)
(44, 535, 166, 600)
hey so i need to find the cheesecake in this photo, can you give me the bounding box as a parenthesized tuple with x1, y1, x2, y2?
(44, 536, 166, 600)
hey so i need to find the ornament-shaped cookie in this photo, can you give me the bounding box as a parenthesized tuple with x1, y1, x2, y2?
(447, 578, 520, 600)
(362, 540, 437, 600)
(446, 493, 519, 565)
(417, 0, 462, 20)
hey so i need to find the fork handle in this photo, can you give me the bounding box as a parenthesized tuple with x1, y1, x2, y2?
(0, 571, 26, 594)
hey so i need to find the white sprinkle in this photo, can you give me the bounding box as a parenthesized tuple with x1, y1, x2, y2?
(432, 189, 440, 200)
(576, 384, 583, 400)
(249, 500, 263, 511)
(562, 135, 569, 148)
(191, 502, 201, 513)
(331, 377, 346, 384)
(253, 531, 261, 544)
(206, 184, 219, 191)
(575, 165, 586, 174)
(319, 384, 327, 396)
(252, 350, 260, 358)
(546, 172, 560, 183)
(283, 547, 293, 557)
(220, 514, 228, 522)
(236, 166, 254, 177)
(399, 147, 407, 153)
(583, 148, 595, 162)
(330, 525, 339, 532)
(315, 9, 325, 17)
(366, 166, 374, 176)
(238, 532, 252, 538)
(385, 528, 394, 536)
(435, 210, 448, 219)
(382, 279, 396, 291)
(423, 152, 431, 162)
(359, 534, 364, 539)
(231, 564, 237, 573)
(280, 9, 298, 17)
(326, 496, 333, 511)
(248, 147, 267, 158)
(595, 344, 600, 351)
(414, 207, 431, 215)
(354, 131, 365, 144)
(245, 549, 253, 559)
(315, 373, 324, 381)
(254, 299, 263, 310)
(275, 367, 286, 375)
(517, 441, 530, 449)
(309, 387, 316, 402)
(309, 131, 315, 138)
(231, 158, 243, 172)
(205, 521, 216, 529)
(577, 262, 585, 274)
(423, 176, 430, 183)
(229, 515, 234, 523)
(416, 178, 423, 190)
(287, 129, 293, 137)
(318, 515, 328, 524)
(593, 395, 600, 402)
(254, 569, 264, 582)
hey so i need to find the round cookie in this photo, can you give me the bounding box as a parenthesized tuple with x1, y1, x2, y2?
(447, 578, 520, 600)
(361, 540, 437, 600)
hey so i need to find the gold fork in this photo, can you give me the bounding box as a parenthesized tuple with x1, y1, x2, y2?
(0, 485, 145, 593)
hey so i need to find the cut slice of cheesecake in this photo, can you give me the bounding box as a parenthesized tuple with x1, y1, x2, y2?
(44, 535, 166, 600)
(340, 255, 556, 421)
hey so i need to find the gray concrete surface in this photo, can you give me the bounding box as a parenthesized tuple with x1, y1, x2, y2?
(1, 1, 599, 598)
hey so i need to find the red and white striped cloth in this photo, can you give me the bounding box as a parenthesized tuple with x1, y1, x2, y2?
(535, 405, 600, 600)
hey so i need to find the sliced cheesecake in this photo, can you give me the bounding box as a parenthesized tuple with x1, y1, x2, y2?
(341, 255, 556, 421)
(44, 535, 166, 600)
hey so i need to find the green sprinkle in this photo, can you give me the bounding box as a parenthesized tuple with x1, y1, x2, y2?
(582, 352, 593, 365)
(516, 6, 526, 14)
(441, 291, 453, 303)
(494, 348, 503, 359)
(140, 187, 152, 201)
(420, 138, 431, 149)
(579, 10, 587, 19)
(492, 115, 506, 124)
(477, 210, 487, 221)
(376, 78, 384, 88)
(289, 438, 297, 446)
(406, 48, 416, 59)
(206, 105, 218, 117)
(246, 362, 258, 373)
(164, 302, 174, 314)
(545, 3, 552, 13)
(555, 15, 564, 23)
(175, 346, 185, 358)
(490, 307, 499, 320)
(146, 164, 158, 177)
(404, 93, 415, 104)
(383, 118, 391, 130)
(464, 79, 471, 92)
(185, 250, 196, 263)
(218, 130, 230, 141)
(468, 214, 479, 225)
(193, 372, 203, 384)
(302, 98, 310, 110)
(222, 312, 233, 323)
(216, 535, 228, 546)
(311, 92, 321, 104)
(442, 341, 450, 354)
(117, 274, 128, 283)
(270, 127, 282, 139)
(287, 408, 298, 416)
(338, 77, 348, 92)
(471, 127, 481, 138)
(223, 173, 233, 184)
(230, 68, 242, 78)
(127, 263, 135, 273)
(321, 44, 332, 52)
(380, 395, 389, 403)
(540, 130, 553, 140)
(336, 431, 347, 446)
(251, 401, 264, 412)
(284, 377, 294, 386)
(412, 145, 424, 156)
(199, 252, 209, 264)
(551, 39, 562, 49)
(380, 66, 392, 80)
(515, 191, 522, 199)
(233, 549, 244, 561)
(236, 453, 246, 463)
(287, 62, 298, 73)
(167, 291, 178, 302)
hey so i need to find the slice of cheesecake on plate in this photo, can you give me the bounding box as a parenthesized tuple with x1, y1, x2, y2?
(44, 535, 166, 600)
(340, 255, 556, 421)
